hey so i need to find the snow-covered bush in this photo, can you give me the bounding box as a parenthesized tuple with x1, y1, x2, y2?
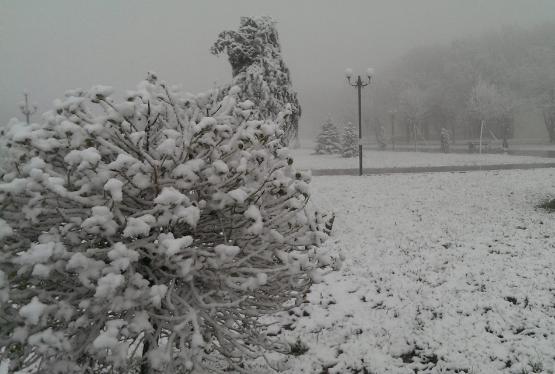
(440, 127, 450, 153)
(211, 16, 301, 146)
(0, 119, 17, 177)
(375, 123, 387, 150)
(341, 122, 357, 158)
(314, 119, 341, 155)
(0, 73, 339, 373)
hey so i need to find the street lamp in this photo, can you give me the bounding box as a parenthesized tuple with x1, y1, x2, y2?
(346, 68, 373, 176)
(19, 92, 38, 125)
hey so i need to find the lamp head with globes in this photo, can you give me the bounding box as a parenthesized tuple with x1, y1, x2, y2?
(345, 68, 354, 84)
(345, 68, 374, 87)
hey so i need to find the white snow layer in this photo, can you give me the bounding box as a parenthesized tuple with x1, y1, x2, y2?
(272, 168, 555, 374)
(104, 178, 124, 202)
(19, 297, 47, 325)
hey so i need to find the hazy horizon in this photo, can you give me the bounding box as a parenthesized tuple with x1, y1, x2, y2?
(2, 0, 555, 140)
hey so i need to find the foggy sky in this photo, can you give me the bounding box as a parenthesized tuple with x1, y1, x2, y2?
(2, 0, 555, 140)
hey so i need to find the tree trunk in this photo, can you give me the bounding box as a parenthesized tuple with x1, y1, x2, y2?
(140, 338, 151, 374)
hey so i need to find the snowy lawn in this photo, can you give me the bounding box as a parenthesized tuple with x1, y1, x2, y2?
(290, 148, 555, 171)
(276, 168, 555, 373)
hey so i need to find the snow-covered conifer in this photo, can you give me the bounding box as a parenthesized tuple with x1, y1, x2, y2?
(314, 119, 341, 154)
(0, 74, 339, 373)
(341, 122, 357, 158)
(211, 16, 301, 146)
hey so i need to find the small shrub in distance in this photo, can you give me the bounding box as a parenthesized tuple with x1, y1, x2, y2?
(342, 122, 358, 158)
(440, 128, 450, 153)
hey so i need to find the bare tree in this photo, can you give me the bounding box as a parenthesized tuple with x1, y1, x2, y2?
(468, 79, 514, 147)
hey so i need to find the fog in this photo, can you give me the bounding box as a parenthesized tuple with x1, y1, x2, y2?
(2, 0, 555, 140)
(3, 3, 555, 372)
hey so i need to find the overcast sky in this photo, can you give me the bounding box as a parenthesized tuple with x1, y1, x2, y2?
(2, 0, 555, 140)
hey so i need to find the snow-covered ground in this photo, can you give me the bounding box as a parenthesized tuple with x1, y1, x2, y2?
(290, 148, 555, 171)
(509, 145, 555, 151)
(275, 169, 555, 373)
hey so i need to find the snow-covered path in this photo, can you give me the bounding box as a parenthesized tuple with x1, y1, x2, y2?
(310, 162, 555, 176)
(281, 169, 555, 373)
(290, 148, 555, 171)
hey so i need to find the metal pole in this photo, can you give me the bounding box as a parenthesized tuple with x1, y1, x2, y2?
(357, 76, 362, 176)
(479, 119, 484, 154)
(346, 70, 370, 175)
(391, 111, 395, 150)
(413, 122, 417, 152)
(20, 92, 37, 125)
(24, 93, 30, 125)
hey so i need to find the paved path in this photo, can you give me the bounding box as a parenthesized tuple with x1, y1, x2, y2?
(310, 162, 555, 176)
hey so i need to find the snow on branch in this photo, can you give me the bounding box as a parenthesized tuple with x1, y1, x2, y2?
(0, 74, 340, 373)
(211, 16, 302, 146)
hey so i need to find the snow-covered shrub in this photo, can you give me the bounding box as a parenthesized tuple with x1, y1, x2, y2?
(440, 127, 450, 153)
(341, 122, 357, 158)
(538, 198, 555, 212)
(375, 123, 387, 150)
(0, 73, 339, 373)
(314, 119, 341, 155)
(211, 16, 301, 146)
(0, 119, 16, 177)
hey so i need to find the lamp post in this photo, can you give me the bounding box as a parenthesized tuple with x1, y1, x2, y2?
(345, 68, 373, 176)
(19, 92, 37, 125)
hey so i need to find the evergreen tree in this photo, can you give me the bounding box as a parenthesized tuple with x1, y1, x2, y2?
(0, 74, 339, 373)
(211, 16, 301, 146)
(341, 122, 357, 158)
(314, 119, 341, 154)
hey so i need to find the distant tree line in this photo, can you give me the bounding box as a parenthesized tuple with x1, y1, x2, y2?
(371, 22, 555, 143)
